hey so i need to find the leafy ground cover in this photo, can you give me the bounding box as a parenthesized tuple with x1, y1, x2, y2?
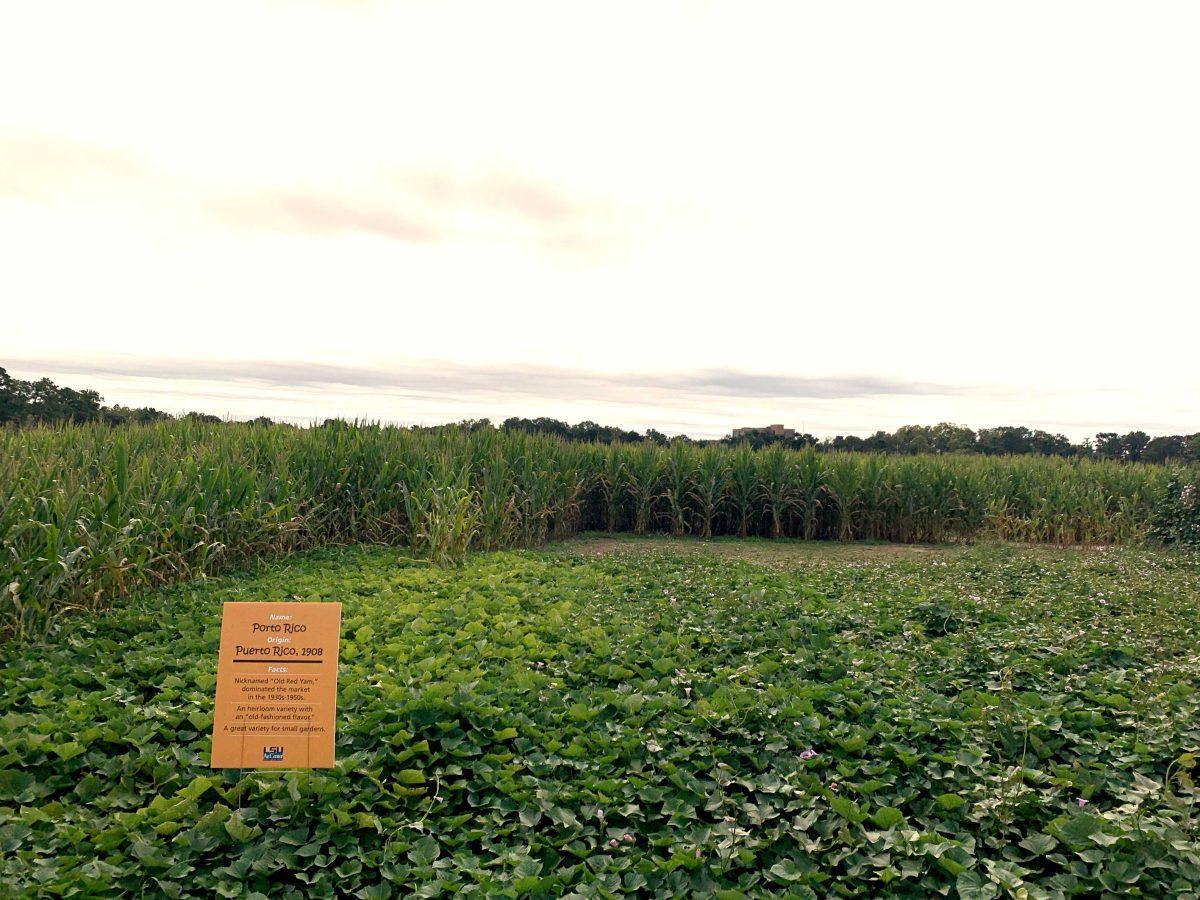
(3, 539, 1200, 896)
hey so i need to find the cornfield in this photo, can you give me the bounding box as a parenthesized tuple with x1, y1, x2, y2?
(0, 421, 1180, 637)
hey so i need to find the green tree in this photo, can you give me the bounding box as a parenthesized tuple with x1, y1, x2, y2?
(1143, 435, 1188, 463)
(928, 423, 978, 454)
(977, 426, 1033, 455)
(0, 367, 30, 423)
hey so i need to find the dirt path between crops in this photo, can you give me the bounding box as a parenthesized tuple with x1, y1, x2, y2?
(559, 533, 955, 568)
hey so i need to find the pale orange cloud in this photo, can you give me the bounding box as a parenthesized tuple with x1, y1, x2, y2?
(1, 133, 624, 256)
(208, 190, 440, 243)
(0, 135, 146, 201)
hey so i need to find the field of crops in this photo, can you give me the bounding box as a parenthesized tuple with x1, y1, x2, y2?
(3, 541, 1200, 896)
(1, 421, 1184, 637)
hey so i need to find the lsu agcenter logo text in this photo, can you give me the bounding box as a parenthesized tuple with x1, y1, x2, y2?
(262, 746, 284, 761)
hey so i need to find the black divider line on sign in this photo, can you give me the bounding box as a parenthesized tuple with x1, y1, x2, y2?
(232, 659, 323, 664)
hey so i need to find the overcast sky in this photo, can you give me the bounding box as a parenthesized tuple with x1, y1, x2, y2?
(2, 1, 1197, 439)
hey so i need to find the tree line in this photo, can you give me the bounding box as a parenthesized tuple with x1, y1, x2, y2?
(0, 367, 271, 428)
(2, 366, 1196, 462)
(489, 419, 1199, 463)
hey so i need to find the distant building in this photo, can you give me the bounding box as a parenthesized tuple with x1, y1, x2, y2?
(731, 424, 796, 439)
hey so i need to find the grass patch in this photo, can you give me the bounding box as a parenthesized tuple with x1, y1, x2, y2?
(559, 531, 957, 568)
(3, 542, 1200, 896)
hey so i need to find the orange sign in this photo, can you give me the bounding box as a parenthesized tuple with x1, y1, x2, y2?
(210, 602, 342, 769)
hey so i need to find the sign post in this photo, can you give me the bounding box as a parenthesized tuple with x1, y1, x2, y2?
(210, 602, 342, 769)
